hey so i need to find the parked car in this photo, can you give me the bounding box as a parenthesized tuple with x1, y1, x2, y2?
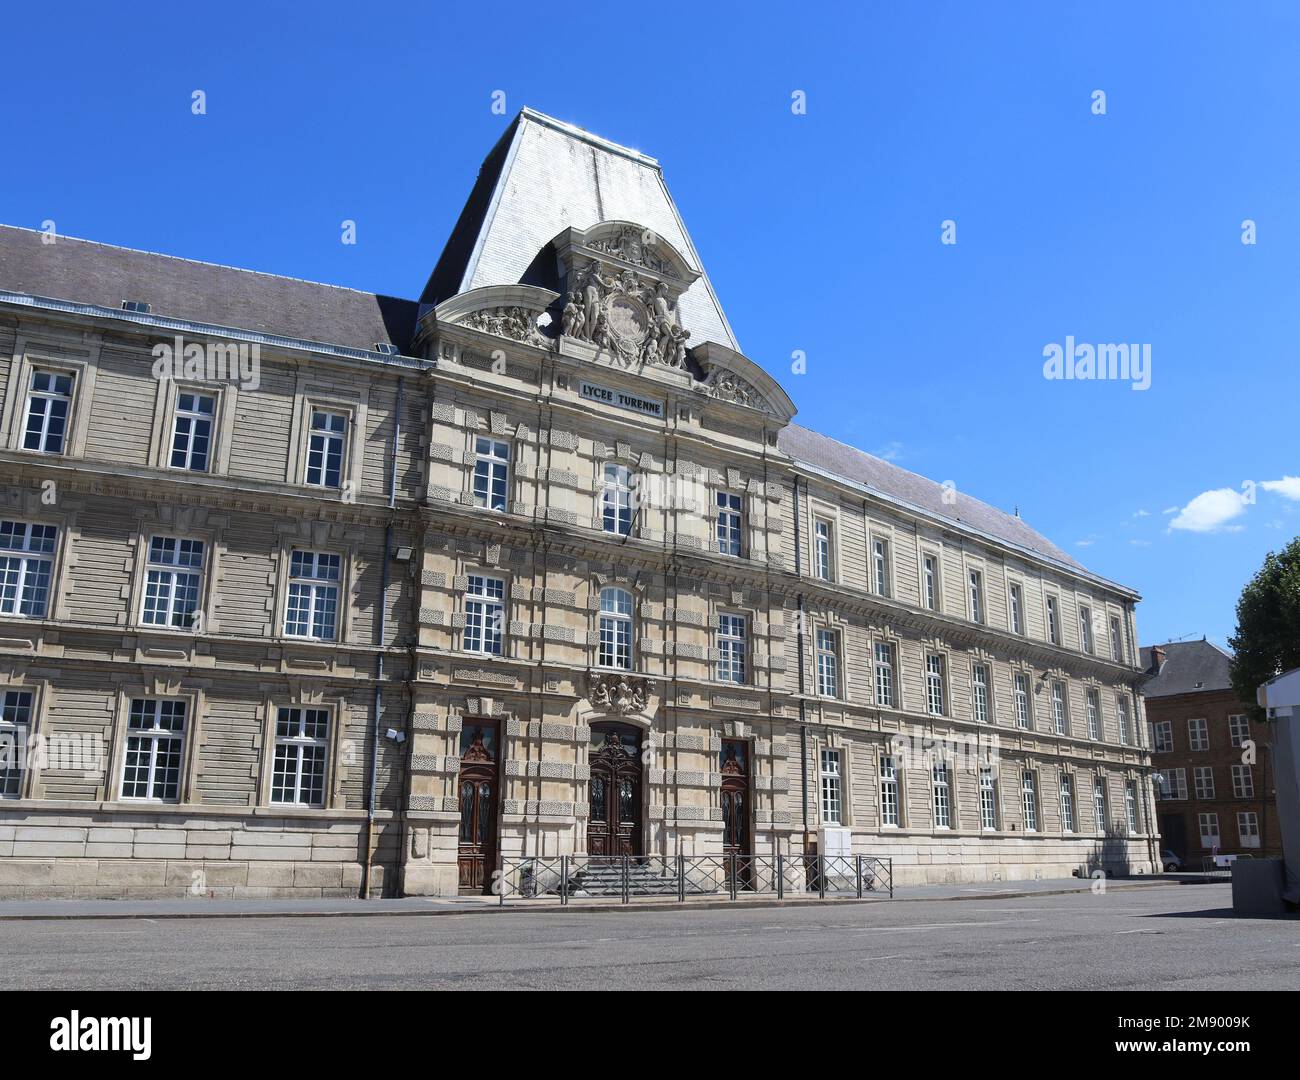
(1161, 850, 1183, 872)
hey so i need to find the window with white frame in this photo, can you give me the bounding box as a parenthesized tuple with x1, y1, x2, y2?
(1051, 680, 1067, 735)
(925, 654, 945, 716)
(1059, 772, 1075, 833)
(874, 642, 895, 708)
(1021, 770, 1038, 831)
(968, 569, 984, 623)
(880, 755, 899, 826)
(1198, 812, 1220, 849)
(1116, 695, 1132, 746)
(601, 463, 633, 536)
(1159, 767, 1187, 800)
(1009, 582, 1023, 635)
(820, 748, 842, 825)
(169, 391, 216, 472)
(1109, 615, 1124, 663)
(464, 575, 505, 657)
(0, 690, 33, 798)
(972, 663, 990, 723)
(932, 761, 952, 828)
(22, 369, 74, 453)
(1194, 766, 1215, 800)
(814, 519, 833, 581)
(1187, 717, 1208, 751)
(1086, 688, 1100, 740)
(1238, 811, 1260, 849)
(1093, 776, 1108, 833)
(979, 766, 997, 830)
(1125, 780, 1139, 834)
(1046, 595, 1059, 645)
(715, 490, 743, 556)
(1229, 714, 1250, 748)
(1152, 720, 1173, 753)
(304, 408, 347, 488)
(922, 554, 938, 611)
(1079, 605, 1093, 653)
(284, 550, 341, 640)
(473, 437, 511, 512)
(271, 707, 329, 807)
(1014, 672, 1031, 729)
(815, 628, 839, 697)
(120, 698, 186, 802)
(1231, 764, 1254, 799)
(0, 520, 57, 618)
(717, 613, 747, 685)
(140, 536, 204, 629)
(872, 537, 890, 597)
(597, 586, 633, 670)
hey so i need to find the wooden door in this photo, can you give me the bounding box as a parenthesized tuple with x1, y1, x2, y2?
(457, 724, 498, 893)
(721, 740, 751, 889)
(587, 724, 642, 857)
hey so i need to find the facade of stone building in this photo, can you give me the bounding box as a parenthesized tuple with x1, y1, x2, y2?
(1143, 640, 1282, 863)
(0, 109, 1158, 898)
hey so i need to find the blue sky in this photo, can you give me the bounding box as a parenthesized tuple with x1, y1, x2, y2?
(3, 1, 1296, 648)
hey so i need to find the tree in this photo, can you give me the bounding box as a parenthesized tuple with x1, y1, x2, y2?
(1229, 536, 1300, 714)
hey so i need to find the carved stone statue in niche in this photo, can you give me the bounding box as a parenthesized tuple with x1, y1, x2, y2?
(589, 671, 649, 714)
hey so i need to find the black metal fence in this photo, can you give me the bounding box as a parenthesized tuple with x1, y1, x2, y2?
(497, 853, 893, 905)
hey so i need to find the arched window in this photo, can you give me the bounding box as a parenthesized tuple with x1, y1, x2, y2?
(598, 587, 633, 670)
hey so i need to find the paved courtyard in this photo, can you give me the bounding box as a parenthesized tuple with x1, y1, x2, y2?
(0, 882, 1294, 990)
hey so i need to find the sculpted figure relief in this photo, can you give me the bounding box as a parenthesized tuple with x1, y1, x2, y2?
(562, 259, 690, 368)
(589, 671, 649, 714)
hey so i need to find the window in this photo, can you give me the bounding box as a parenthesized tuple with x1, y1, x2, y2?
(925, 654, 945, 716)
(1194, 766, 1215, 800)
(932, 762, 952, 829)
(1093, 776, 1108, 833)
(1086, 688, 1100, 740)
(473, 437, 511, 512)
(284, 550, 341, 640)
(1231, 764, 1254, 799)
(1238, 811, 1260, 849)
(1009, 583, 1023, 634)
(1078, 605, 1093, 653)
(715, 491, 743, 556)
(601, 463, 633, 536)
(1109, 615, 1124, 663)
(814, 519, 833, 581)
(0, 690, 33, 798)
(872, 538, 890, 597)
(1158, 768, 1187, 800)
(1046, 596, 1059, 645)
(1021, 771, 1039, 832)
(1187, 717, 1208, 752)
(464, 575, 505, 657)
(597, 587, 633, 670)
(140, 536, 204, 629)
(1152, 720, 1173, 753)
(820, 748, 842, 825)
(1198, 812, 1220, 849)
(922, 554, 938, 611)
(874, 642, 895, 708)
(22, 369, 74, 453)
(1125, 781, 1139, 834)
(1051, 681, 1067, 735)
(1059, 772, 1075, 833)
(979, 767, 998, 830)
(968, 569, 984, 623)
(1229, 714, 1250, 748)
(0, 520, 57, 618)
(815, 628, 839, 697)
(972, 663, 990, 723)
(304, 408, 347, 488)
(1014, 672, 1031, 729)
(271, 707, 329, 807)
(880, 755, 899, 826)
(1116, 695, 1132, 746)
(169, 392, 215, 472)
(717, 613, 747, 685)
(120, 698, 186, 802)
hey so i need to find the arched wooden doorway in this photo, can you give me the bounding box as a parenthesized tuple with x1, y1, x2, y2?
(457, 722, 499, 894)
(720, 739, 752, 888)
(587, 723, 643, 857)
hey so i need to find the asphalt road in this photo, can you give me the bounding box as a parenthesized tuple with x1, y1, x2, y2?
(1, 883, 1295, 990)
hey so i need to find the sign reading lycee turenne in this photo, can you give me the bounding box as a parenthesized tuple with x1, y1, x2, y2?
(579, 380, 663, 419)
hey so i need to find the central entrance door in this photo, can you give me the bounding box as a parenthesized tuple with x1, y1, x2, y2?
(457, 723, 499, 894)
(587, 723, 642, 857)
(720, 739, 752, 888)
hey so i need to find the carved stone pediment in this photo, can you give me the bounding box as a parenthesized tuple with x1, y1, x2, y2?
(432, 285, 561, 352)
(589, 671, 651, 714)
(455, 305, 554, 349)
(696, 366, 762, 410)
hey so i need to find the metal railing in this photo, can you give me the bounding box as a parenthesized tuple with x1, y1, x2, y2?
(496, 853, 893, 905)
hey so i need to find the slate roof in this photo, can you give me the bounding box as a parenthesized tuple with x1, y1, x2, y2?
(0, 225, 418, 354)
(1139, 639, 1235, 697)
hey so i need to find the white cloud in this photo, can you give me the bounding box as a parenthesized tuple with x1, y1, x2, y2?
(873, 441, 903, 462)
(1129, 539, 1151, 547)
(1162, 506, 1179, 515)
(1261, 476, 1300, 501)
(1133, 509, 1150, 518)
(1075, 538, 1095, 547)
(1168, 488, 1250, 533)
